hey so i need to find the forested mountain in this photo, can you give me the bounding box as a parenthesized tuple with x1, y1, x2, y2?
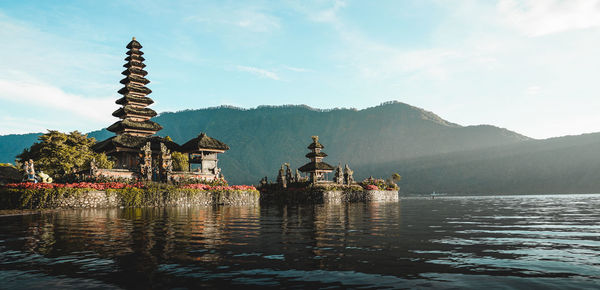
(87, 101, 528, 185)
(11, 101, 594, 193)
(363, 132, 600, 195)
(0, 133, 43, 164)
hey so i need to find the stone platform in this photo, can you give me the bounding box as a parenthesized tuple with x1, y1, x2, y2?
(260, 188, 399, 204)
(0, 188, 259, 209)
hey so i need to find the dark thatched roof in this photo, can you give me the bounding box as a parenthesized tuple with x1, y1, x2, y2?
(126, 38, 142, 49)
(308, 137, 325, 149)
(298, 161, 334, 172)
(179, 133, 230, 153)
(305, 152, 327, 158)
(308, 142, 324, 149)
(126, 50, 144, 56)
(120, 75, 150, 85)
(93, 134, 179, 153)
(121, 67, 148, 77)
(118, 85, 152, 95)
(116, 95, 154, 105)
(123, 62, 147, 69)
(106, 119, 162, 133)
(125, 55, 145, 62)
(112, 106, 157, 118)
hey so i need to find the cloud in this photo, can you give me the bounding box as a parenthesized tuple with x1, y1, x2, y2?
(498, 0, 600, 36)
(235, 65, 281, 80)
(185, 6, 281, 33)
(284, 66, 312, 72)
(0, 78, 115, 123)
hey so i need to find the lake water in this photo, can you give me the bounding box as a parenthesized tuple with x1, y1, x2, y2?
(1, 194, 599, 289)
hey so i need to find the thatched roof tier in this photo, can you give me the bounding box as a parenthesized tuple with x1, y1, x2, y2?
(126, 38, 142, 49)
(126, 50, 144, 56)
(123, 62, 147, 69)
(125, 55, 145, 62)
(120, 75, 150, 85)
(121, 68, 148, 77)
(112, 106, 157, 118)
(308, 137, 325, 149)
(93, 135, 178, 153)
(180, 133, 230, 153)
(118, 85, 152, 95)
(115, 95, 154, 105)
(106, 119, 162, 133)
(305, 152, 327, 158)
(298, 161, 334, 172)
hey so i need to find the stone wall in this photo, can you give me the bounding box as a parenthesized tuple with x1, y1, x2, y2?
(261, 188, 398, 204)
(0, 189, 259, 209)
(323, 190, 399, 203)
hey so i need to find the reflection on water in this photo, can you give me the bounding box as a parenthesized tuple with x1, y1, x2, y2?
(1, 194, 599, 289)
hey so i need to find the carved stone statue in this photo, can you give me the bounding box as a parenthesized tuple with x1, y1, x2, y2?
(334, 163, 344, 184)
(344, 164, 354, 185)
(90, 158, 98, 176)
(295, 169, 302, 183)
(139, 141, 152, 180)
(25, 159, 37, 183)
(159, 142, 173, 182)
(260, 176, 268, 187)
(277, 164, 287, 188)
(285, 163, 293, 183)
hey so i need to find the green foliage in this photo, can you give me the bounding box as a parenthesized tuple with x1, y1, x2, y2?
(17, 130, 113, 178)
(172, 151, 189, 171)
(107, 187, 145, 207)
(0, 163, 15, 168)
(0, 185, 258, 209)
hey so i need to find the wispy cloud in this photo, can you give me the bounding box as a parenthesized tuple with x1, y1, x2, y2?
(235, 65, 281, 80)
(498, 0, 600, 37)
(284, 66, 312, 72)
(185, 5, 281, 33)
(0, 78, 114, 123)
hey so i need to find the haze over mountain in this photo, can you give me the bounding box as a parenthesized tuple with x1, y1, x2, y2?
(3, 101, 599, 194)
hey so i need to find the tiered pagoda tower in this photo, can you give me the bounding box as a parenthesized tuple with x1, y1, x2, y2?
(93, 37, 229, 181)
(298, 136, 334, 183)
(107, 37, 162, 136)
(93, 37, 177, 170)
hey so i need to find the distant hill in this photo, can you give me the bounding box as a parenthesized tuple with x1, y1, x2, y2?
(363, 132, 600, 195)
(0, 101, 529, 186)
(0, 133, 43, 165)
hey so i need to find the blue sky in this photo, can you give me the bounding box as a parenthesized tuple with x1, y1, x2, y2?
(1, 0, 600, 139)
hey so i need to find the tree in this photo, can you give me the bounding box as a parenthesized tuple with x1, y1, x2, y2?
(17, 130, 113, 177)
(164, 136, 189, 171)
(172, 151, 189, 171)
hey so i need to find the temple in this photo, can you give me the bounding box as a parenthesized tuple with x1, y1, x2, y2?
(92, 37, 228, 182)
(265, 136, 355, 188)
(298, 136, 334, 183)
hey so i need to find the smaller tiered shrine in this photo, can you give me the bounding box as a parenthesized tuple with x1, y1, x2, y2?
(298, 136, 335, 183)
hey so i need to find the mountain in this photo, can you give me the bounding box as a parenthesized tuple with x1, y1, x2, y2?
(0, 101, 529, 186)
(0, 133, 43, 165)
(363, 132, 600, 195)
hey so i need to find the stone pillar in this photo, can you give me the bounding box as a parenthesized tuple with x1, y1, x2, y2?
(139, 141, 152, 181)
(159, 142, 173, 182)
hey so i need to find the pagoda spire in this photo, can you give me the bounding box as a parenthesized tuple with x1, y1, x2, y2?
(107, 37, 162, 137)
(298, 136, 334, 183)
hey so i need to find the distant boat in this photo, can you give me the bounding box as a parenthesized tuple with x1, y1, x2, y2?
(431, 191, 447, 199)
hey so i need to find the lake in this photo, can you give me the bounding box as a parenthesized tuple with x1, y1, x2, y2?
(1, 194, 599, 289)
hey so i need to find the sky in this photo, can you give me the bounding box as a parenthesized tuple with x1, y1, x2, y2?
(1, 0, 600, 139)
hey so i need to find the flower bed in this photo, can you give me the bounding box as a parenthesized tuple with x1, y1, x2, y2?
(181, 184, 256, 191)
(4, 182, 145, 190)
